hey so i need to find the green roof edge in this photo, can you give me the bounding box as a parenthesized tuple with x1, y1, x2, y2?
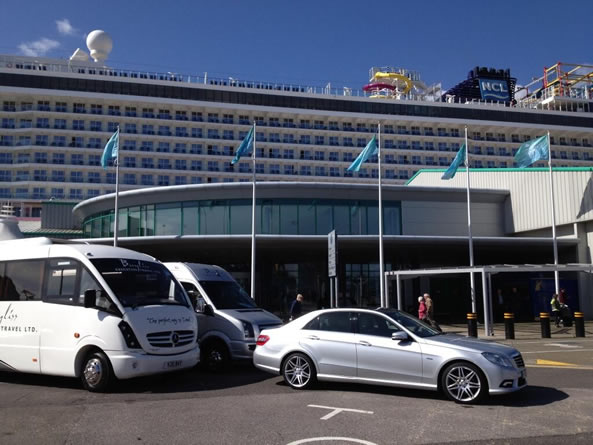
(406, 166, 593, 185)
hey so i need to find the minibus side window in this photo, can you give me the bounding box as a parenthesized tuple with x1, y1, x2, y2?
(79, 268, 118, 314)
(45, 259, 80, 305)
(0, 260, 44, 301)
(181, 281, 204, 311)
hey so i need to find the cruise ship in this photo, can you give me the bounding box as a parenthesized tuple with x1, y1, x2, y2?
(1, 31, 593, 218)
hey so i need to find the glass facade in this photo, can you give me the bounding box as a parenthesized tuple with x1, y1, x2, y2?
(83, 198, 401, 238)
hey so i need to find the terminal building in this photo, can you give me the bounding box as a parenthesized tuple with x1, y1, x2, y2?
(1, 31, 592, 319)
(72, 168, 593, 320)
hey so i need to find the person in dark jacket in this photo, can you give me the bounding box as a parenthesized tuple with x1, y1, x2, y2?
(289, 293, 304, 321)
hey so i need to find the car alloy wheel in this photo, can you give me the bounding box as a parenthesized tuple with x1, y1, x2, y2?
(442, 362, 485, 403)
(283, 353, 315, 389)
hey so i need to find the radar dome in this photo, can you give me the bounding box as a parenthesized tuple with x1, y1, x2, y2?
(86, 30, 113, 63)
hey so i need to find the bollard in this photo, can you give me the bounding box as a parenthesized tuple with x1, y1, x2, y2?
(467, 313, 478, 338)
(540, 312, 551, 338)
(574, 312, 585, 337)
(504, 312, 515, 340)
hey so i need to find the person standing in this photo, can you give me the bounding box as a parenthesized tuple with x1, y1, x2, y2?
(558, 288, 567, 305)
(550, 293, 561, 327)
(423, 293, 434, 323)
(289, 293, 304, 321)
(418, 296, 427, 321)
(423, 293, 442, 331)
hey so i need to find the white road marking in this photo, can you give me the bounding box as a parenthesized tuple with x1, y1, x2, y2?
(307, 404, 374, 420)
(543, 343, 582, 348)
(286, 437, 378, 445)
(522, 348, 593, 354)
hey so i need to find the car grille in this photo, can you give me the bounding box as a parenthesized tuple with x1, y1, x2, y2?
(146, 330, 194, 348)
(513, 353, 525, 368)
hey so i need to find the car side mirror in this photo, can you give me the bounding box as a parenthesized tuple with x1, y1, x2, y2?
(83, 289, 97, 308)
(203, 303, 215, 317)
(392, 331, 409, 341)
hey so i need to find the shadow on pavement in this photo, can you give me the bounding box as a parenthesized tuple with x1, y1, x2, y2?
(281, 380, 568, 407)
(0, 363, 276, 395)
(482, 385, 569, 407)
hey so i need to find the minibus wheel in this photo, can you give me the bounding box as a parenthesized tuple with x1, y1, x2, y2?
(201, 341, 229, 372)
(81, 351, 112, 392)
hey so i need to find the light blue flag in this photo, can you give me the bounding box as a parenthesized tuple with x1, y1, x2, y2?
(347, 135, 378, 172)
(100, 128, 119, 169)
(514, 134, 549, 168)
(441, 144, 466, 180)
(231, 126, 254, 165)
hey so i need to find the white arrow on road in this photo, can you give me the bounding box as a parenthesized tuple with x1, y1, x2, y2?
(308, 404, 374, 420)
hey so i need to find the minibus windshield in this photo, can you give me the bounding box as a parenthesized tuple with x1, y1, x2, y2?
(91, 259, 189, 308)
(200, 281, 257, 310)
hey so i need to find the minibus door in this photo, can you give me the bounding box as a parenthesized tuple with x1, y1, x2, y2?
(0, 260, 44, 373)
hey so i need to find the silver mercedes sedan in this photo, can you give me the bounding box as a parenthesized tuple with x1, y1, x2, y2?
(253, 308, 527, 404)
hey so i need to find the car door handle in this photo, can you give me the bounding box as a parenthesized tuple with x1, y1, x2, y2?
(359, 340, 372, 347)
(306, 335, 320, 340)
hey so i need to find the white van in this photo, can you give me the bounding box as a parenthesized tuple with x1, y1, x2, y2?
(164, 263, 282, 371)
(0, 238, 199, 391)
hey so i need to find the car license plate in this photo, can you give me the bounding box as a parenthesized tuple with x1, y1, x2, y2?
(164, 360, 182, 369)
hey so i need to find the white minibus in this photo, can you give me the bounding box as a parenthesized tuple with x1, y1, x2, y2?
(165, 263, 282, 371)
(0, 238, 199, 391)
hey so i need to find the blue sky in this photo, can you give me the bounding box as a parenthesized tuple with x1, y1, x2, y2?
(1, 0, 592, 91)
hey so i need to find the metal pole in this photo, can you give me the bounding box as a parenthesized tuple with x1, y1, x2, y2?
(465, 127, 476, 313)
(384, 272, 390, 308)
(481, 270, 491, 336)
(113, 127, 120, 247)
(487, 272, 494, 329)
(250, 123, 257, 300)
(396, 274, 402, 310)
(547, 131, 560, 294)
(335, 276, 339, 308)
(378, 124, 385, 307)
(329, 278, 334, 308)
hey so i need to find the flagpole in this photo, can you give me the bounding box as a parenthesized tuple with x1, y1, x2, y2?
(547, 131, 560, 293)
(465, 127, 476, 313)
(250, 123, 257, 300)
(378, 123, 385, 307)
(113, 126, 120, 247)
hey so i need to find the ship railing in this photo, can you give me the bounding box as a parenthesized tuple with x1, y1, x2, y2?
(0, 55, 585, 110)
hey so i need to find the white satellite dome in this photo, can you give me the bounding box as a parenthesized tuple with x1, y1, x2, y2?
(86, 30, 113, 63)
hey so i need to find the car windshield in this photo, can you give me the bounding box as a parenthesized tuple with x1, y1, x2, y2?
(382, 310, 442, 338)
(91, 259, 189, 308)
(199, 280, 257, 309)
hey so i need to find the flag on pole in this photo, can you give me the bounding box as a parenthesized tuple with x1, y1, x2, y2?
(101, 128, 119, 169)
(514, 134, 549, 168)
(347, 134, 377, 172)
(231, 126, 254, 165)
(441, 144, 466, 180)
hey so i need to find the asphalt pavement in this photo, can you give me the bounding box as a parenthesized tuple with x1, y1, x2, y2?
(0, 323, 592, 444)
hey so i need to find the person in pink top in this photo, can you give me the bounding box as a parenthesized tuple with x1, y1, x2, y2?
(418, 296, 427, 321)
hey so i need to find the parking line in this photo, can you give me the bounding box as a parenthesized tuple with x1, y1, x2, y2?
(522, 348, 593, 354)
(536, 359, 578, 366)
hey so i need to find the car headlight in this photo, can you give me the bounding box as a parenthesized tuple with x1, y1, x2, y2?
(482, 352, 515, 368)
(239, 320, 254, 338)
